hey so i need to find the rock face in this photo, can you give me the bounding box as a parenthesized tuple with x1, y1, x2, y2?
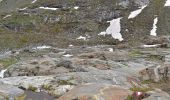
(58, 83, 132, 100)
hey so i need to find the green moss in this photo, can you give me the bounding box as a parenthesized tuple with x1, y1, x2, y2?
(129, 50, 143, 57)
(130, 86, 152, 92)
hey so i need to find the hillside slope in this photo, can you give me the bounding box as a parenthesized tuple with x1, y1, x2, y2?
(0, 0, 169, 49)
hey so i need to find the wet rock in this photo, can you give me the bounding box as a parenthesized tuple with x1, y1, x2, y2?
(58, 83, 132, 100)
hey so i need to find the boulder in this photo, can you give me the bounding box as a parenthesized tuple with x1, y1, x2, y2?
(58, 83, 132, 100)
(139, 65, 169, 82)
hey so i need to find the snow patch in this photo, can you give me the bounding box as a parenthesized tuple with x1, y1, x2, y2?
(77, 36, 87, 40)
(74, 6, 79, 9)
(108, 48, 113, 52)
(98, 17, 123, 41)
(150, 17, 158, 36)
(63, 54, 73, 57)
(128, 5, 147, 19)
(3, 15, 11, 19)
(32, 0, 37, 4)
(19, 7, 28, 11)
(0, 69, 7, 78)
(33, 46, 51, 50)
(143, 44, 159, 48)
(69, 44, 74, 47)
(39, 7, 58, 10)
(165, 0, 170, 6)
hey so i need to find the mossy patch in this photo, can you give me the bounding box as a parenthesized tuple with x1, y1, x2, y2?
(129, 50, 143, 57)
(130, 86, 153, 92)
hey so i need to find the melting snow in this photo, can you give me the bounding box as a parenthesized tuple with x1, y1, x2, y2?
(3, 15, 11, 19)
(19, 7, 28, 11)
(77, 36, 87, 40)
(69, 44, 74, 47)
(150, 17, 158, 36)
(143, 44, 159, 48)
(98, 17, 123, 41)
(165, 0, 170, 6)
(74, 6, 79, 9)
(128, 5, 147, 19)
(63, 54, 73, 57)
(39, 7, 58, 10)
(32, 0, 37, 4)
(108, 48, 113, 52)
(33, 45, 51, 50)
(0, 69, 7, 78)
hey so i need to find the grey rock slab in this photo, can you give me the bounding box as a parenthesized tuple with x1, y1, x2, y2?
(0, 83, 24, 98)
(0, 76, 54, 89)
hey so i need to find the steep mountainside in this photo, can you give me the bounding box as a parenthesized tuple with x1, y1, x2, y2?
(0, 0, 166, 50)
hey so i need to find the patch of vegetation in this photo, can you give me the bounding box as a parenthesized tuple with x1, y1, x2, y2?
(141, 80, 155, 84)
(0, 58, 17, 68)
(57, 80, 74, 85)
(57, 77, 75, 85)
(129, 50, 143, 57)
(148, 55, 164, 61)
(130, 86, 153, 92)
(27, 85, 37, 92)
(42, 84, 53, 91)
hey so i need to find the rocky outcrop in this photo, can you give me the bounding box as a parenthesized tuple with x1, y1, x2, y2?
(58, 83, 132, 100)
(0, 45, 170, 99)
(139, 65, 169, 82)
